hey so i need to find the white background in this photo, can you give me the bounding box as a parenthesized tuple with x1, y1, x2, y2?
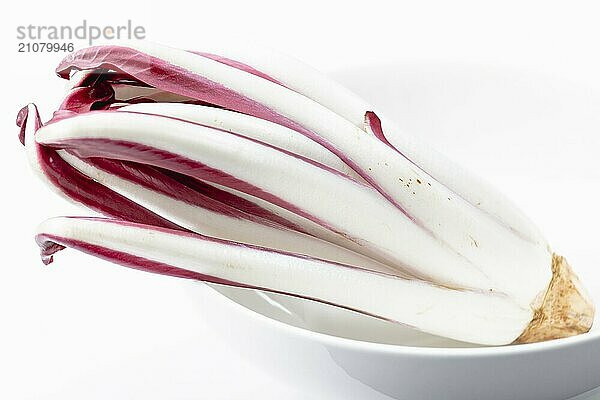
(1, 1, 600, 398)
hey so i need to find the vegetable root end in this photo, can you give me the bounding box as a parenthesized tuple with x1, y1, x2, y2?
(515, 254, 595, 344)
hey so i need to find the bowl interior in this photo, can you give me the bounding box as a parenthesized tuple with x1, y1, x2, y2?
(211, 63, 600, 348)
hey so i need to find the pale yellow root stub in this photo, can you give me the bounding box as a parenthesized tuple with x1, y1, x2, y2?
(515, 254, 595, 344)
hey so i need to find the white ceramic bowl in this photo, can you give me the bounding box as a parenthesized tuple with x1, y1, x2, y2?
(192, 284, 600, 400)
(187, 64, 600, 400)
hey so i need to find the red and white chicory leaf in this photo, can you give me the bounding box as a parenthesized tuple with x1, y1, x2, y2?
(36, 216, 531, 345)
(17, 104, 181, 229)
(57, 151, 391, 272)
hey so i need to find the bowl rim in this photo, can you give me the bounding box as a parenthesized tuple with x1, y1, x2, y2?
(205, 283, 599, 357)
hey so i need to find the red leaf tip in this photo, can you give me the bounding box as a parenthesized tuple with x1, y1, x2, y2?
(16, 105, 30, 146)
